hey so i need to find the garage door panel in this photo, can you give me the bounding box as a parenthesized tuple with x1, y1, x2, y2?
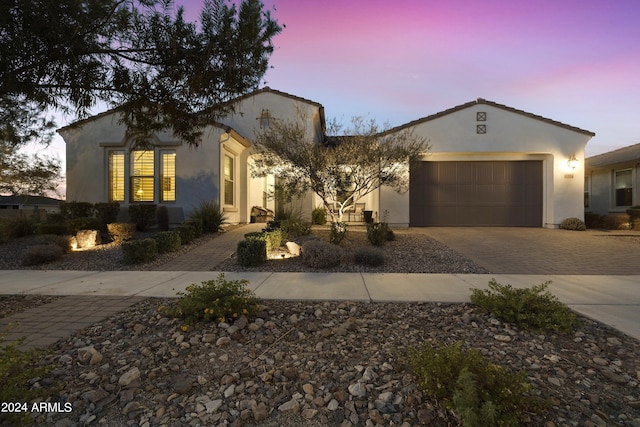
(410, 161, 542, 227)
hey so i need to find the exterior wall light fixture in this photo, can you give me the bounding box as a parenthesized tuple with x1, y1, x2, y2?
(567, 155, 579, 170)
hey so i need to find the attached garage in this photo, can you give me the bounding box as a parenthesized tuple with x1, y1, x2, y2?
(409, 160, 542, 227)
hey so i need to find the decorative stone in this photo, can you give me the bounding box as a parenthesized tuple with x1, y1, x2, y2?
(278, 399, 300, 413)
(118, 367, 141, 387)
(348, 382, 367, 397)
(285, 241, 301, 256)
(77, 346, 103, 366)
(76, 229, 101, 249)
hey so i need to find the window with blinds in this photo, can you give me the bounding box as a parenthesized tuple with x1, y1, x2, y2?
(109, 151, 125, 202)
(131, 150, 155, 202)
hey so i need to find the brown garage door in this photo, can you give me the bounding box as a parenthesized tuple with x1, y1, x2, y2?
(409, 161, 542, 226)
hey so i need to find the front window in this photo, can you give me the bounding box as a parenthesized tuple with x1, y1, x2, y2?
(131, 150, 155, 202)
(224, 154, 234, 206)
(109, 151, 125, 202)
(161, 151, 176, 202)
(615, 169, 633, 207)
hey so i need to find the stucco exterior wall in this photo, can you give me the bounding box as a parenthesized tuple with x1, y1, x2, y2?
(379, 103, 592, 228)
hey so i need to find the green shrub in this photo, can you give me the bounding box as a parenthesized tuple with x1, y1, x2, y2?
(185, 218, 203, 237)
(68, 216, 104, 234)
(0, 327, 55, 426)
(366, 221, 391, 246)
(21, 244, 64, 266)
(237, 239, 267, 267)
(559, 217, 586, 231)
(36, 223, 69, 235)
(107, 222, 136, 243)
(156, 205, 169, 231)
(128, 204, 157, 231)
(189, 200, 226, 233)
(470, 279, 577, 332)
(245, 229, 282, 252)
(175, 224, 196, 245)
(60, 201, 94, 220)
(301, 240, 344, 268)
(353, 247, 385, 266)
(35, 234, 73, 253)
(311, 206, 327, 225)
(602, 213, 630, 230)
(5, 216, 38, 238)
(584, 212, 603, 229)
(407, 341, 538, 427)
(158, 273, 260, 326)
(281, 218, 311, 239)
(94, 202, 120, 225)
(121, 238, 157, 264)
(329, 221, 348, 244)
(153, 231, 181, 253)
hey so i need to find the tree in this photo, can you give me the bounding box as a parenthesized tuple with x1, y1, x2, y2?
(0, 141, 61, 196)
(251, 117, 430, 222)
(1, 0, 282, 148)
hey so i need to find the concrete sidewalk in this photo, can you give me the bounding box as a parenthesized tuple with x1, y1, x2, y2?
(1, 270, 639, 347)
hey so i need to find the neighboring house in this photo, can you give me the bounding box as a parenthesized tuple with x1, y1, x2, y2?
(0, 195, 62, 219)
(585, 143, 640, 215)
(59, 88, 594, 228)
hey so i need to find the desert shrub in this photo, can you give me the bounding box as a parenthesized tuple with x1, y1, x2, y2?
(559, 217, 586, 231)
(60, 201, 94, 220)
(153, 231, 181, 253)
(584, 212, 603, 229)
(68, 216, 104, 234)
(245, 229, 282, 252)
(353, 247, 385, 266)
(175, 224, 196, 245)
(21, 244, 64, 266)
(185, 218, 203, 237)
(44, 212, 66, 224)
(311, 206, 327, 225)
(189, 200, 226, 233)
(237, 239, 267, 267)
(107, 222, 136, 243)
(94, 202, 120, 226)
(470, 279, 577, 332)
(407, 341, 538, 427)
(156, 205, 169, 231)
(366, 221, 391, 246)
(281, 218, 311, 239)
(329, 221, 348, 244)
(121, 238, 157, 264)
(128, 204, 157, 231)
(5, 216, 38, 238)
(36, 223, 69, 235)
(301, 240, 344, 268)
(0, 328, 55, 426)
(602, 213, 630, 230)
(158, 273, 260, 326)
(35, 234, 73, 253)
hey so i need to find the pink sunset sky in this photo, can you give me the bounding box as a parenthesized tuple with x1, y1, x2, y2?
(38, 0, 640, 197)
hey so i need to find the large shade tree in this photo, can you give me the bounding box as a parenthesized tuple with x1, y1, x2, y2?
(252, 117, 430, 222)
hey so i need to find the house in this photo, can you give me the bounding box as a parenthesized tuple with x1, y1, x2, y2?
(585, 143, 640, 215)
(59, 88, 594, 228)
(0, 195, 62, 219)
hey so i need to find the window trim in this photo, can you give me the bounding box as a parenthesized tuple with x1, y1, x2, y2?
(584, 175, 590, 209)
(613, 168, 633, 208)
(160, 150, 176, 203)
(223, 152, 236, 207)
(108, 150, 125, 203)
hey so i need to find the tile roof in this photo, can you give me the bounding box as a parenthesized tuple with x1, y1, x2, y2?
(586, 142, 640, 168)
(383, 98, 595, 137)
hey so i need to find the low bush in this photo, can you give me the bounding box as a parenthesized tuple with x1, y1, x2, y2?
(36, 223, 69, 235)
(1, 328, 55, 426)
(121, 238, 157, 264)
(185, 218, 203, 237)
(21, 244, 64, 266)
(158, 273, 260, 326)
(94, 202, 120, 225)
(366, 221, 391, 246)
(353, 247, 385, 266)
(311, 206, 327, 225)
(189, 200, 226, 233)
(35, 234, 73, 253)
(281, 218, 312, 239)
(245, 229, 283, 252)
(156, 205, 170, 231)
(153, 231, 181, 253)
(559, 217, 586, 231)
(175, 224, 196, 245)
(470, 279, 577, 332)
(407, 341, 539, 427)
(237, 239, 267, 267)
(602, 213, 630, 230)
(68, 216, 104, 234)
(584, 212, 603, 229)
(5, 216, 38, 238)
(301, 240, 344, 269)
(329, 221, 348, 244)
(60, 201, 94, 220)
(128, 204, 157, 231)
(107, 222, 136, 243)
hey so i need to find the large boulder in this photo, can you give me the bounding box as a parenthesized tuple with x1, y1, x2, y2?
(76, 229, 101, 249)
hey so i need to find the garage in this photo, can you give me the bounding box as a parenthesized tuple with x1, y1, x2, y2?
(409, 160, 542, 226)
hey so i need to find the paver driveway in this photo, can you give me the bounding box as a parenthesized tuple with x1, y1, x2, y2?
(413, 227, 640, 274)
